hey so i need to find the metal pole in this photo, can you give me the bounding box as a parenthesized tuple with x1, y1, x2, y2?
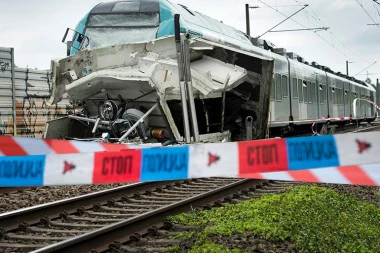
(92, 118, 101, 134)
(68, 115, 111, 125)
(221, 74, 230, 132)
(245, 4, 250, 36)
(183, 37, 200, 142)
(174, 14, 191, 143)
(346, 61, 349, 76)
(246, 116, 253, 140)
(118, 103, 158, 142)
(10, 48, 16, 136)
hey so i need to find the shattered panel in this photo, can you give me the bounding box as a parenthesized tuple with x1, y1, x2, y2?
(47, 35, 273, 142)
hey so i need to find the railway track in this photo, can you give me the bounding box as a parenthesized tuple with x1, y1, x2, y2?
(307, 120, 380, 136)
(98, 180, 297, 253)
(1, 122, 378, 252)
(348, 121, 380, 133)
(0, 178, 277, 252)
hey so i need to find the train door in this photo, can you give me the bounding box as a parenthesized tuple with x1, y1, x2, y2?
(343, 81, 351, 116)
(327, 75, 336, 118)
(271, 57, 290, 123)
(360, 88, 365, 116)
(351, 86, 359, 118)
(317, 75, 327, 118)
(273, 72, 290, 122)
(291, 76, 300, 121)
(336, 79, 344, 117)
(364, 89, 371, 116)
(270, 74, 275, 121)
(298, 78, 307, 120)
(370, 90, 375, 116)
(306, 77, 318, 120)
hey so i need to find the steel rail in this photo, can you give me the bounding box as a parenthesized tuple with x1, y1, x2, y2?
(31, 179, 261, 253)
(0, 182, 166, 231)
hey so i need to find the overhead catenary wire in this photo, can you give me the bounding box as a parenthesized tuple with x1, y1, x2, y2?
(256, 0, 356, 64)
(300, 1, 370, 66)
(354, 0, 380, 29)
(353, 61, 378, 76)
(264, 0, 378, 73)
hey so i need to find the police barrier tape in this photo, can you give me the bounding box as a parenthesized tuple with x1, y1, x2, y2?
(353, 98, 380, 118)
(0, 132, 379, 186)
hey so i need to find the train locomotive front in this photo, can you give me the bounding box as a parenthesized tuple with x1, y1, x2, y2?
(44, 0, 275, 143)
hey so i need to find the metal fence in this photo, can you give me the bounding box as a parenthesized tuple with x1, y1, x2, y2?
(0, 47, 71, 137)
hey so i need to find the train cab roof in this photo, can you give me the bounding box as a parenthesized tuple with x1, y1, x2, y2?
(90, 0, 159, 14)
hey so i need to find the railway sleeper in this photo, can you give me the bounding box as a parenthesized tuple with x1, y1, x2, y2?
(112, 201, 163, 209)
(2, 233, 70, 241)
(93, 202, 150, 212)
(19, 222, 85, 235)
(123, 198, 175, 205)
(0, 242, 49, 249)
(99, 205, 153, 213)
(41, 218, 103, 229)
(136, 195, 184, 201)
(61, 215, 123, 224)
(169, 186, 211, 192)
(156, 188, 205, 195)
(84, 210, 140, 217)
(93, 206, 149, 214)
(149, 192, 197, 198)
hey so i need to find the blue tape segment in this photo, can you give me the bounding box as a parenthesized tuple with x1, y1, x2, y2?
(286, 135, 339, 170)
(141, 146, 189, 181)
(0, 155, 45, 186)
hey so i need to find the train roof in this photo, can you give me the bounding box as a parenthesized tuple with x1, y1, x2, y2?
(77, 0, 372, 90)
(90, 0, 159, 14)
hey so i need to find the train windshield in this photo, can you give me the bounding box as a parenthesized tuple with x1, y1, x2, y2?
(84, 13, 160, 49)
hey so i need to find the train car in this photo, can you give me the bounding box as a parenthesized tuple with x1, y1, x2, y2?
(45, 0, 376, 141)
(45, 0, 275, 143)
(264, 47, 376, 136)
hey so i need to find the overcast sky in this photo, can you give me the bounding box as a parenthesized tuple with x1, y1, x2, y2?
(1, 0, 379, 83)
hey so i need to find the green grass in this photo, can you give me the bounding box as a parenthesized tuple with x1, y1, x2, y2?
(169, 185, 380, 253)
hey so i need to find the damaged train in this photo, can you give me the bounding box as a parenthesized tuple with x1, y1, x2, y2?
(44, 0, 376, 144)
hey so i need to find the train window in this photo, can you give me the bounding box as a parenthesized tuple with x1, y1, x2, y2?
(293, 78, 298, 98)
(344, 90, 348, 104)
(310, 82, 316, 103)
(85, 12, 160, 48)
(339, 89, 342, 105)
(331, 88, 336, 104)
(282, 75, 288, 98)
(308, 82, 312, 103)
(112, 1, 140, 12)
(275, 73, 282, 101)
(88, 13, 159, 27)
(298, 79, 303, 103)
(319, 85, 324, 104)
(303, 81, 308, 103)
